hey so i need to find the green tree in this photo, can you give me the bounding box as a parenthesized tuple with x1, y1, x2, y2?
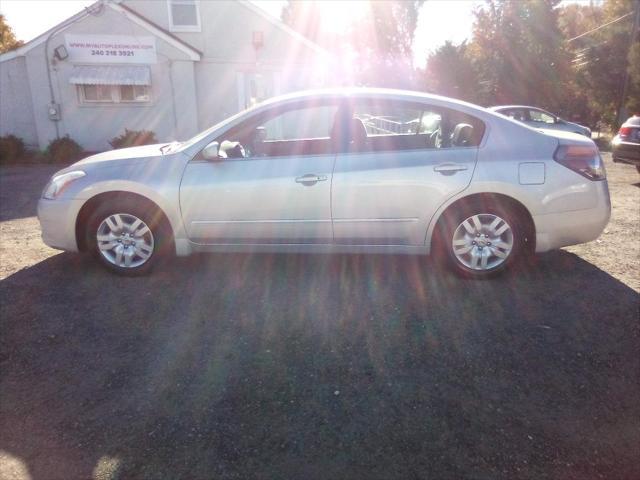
(557, 3, 606, 126)
(424, 41, 480, 103)
(0, 14, 23, 54)
(560, 0, 638, 128)
(558, 2, 604, 40)
(468, 0, 570, 109)
(626, 40, 640, 114)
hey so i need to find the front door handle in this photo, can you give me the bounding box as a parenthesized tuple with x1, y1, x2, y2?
(295, 174, 327, 186)
(433, 163, 468, 175)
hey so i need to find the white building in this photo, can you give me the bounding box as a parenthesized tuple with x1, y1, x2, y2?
(0, 0, 328, 151)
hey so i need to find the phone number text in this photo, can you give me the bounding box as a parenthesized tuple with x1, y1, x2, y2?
(90, 50, 135, 57)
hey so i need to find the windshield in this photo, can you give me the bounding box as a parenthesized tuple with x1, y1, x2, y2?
(179, 105, 261, 150)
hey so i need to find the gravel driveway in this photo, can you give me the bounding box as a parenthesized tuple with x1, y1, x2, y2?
(1, 154, 638, 479)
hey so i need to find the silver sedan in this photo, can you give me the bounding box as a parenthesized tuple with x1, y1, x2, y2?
(38, 88, 610, 278)
(489, 105, 592, 137)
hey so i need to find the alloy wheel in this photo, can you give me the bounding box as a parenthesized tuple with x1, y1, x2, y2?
(96, 213, 154, 268)
(451, 213, 514, 270)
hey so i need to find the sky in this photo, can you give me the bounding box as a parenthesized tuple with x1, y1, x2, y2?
(0, 0, 477, 67)
(0, 0, 587, 68)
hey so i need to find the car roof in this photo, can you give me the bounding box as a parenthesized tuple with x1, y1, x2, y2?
(624, 116, 640, 126)
(489, 105, 543, 111)
(258, 87, 493, 118)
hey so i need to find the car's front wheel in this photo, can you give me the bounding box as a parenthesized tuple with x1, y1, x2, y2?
(437, 203, 524, 279)
(86, 200, 170, 275)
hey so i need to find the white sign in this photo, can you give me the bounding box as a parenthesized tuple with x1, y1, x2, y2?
(65, 35, 157, 64)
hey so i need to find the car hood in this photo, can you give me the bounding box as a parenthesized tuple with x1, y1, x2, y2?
(72, 143, 168, 167)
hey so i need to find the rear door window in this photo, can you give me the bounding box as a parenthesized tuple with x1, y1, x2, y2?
(346, 100, 484, 152)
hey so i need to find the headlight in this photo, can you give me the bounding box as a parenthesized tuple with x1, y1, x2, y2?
(42, 171, 86, 199)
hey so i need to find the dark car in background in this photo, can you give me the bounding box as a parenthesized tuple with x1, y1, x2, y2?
(612, 116, 640, 173)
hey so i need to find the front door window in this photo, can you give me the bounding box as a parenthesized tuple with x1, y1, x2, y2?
(216, 102, 340, 158)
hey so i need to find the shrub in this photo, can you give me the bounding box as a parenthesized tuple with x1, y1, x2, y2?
(0, 135, 25, 164)
(45, 135, 83, 164)
(109, 129, 158, 149)
(24, 150, 48, 164)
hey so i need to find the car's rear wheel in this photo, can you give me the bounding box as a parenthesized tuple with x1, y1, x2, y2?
(85, 200, 170, 276)
(437, 202, 524, 279)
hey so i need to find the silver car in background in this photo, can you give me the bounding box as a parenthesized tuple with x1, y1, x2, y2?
(38, 88, 610, 278)
(489, 105, 592, 137)
(612, 115, 640, 173)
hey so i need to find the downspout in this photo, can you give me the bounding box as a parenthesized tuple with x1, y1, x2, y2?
(167, 59, 179, 139)
(44, 1, 105, 139)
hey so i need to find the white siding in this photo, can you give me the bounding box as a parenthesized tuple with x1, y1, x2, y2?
(7, 7, 199, 151)
(0, 0, 326, 151)
(0, 57, 38, 146)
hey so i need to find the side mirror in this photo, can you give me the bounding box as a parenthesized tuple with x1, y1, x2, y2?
(201, 141, 220, 160)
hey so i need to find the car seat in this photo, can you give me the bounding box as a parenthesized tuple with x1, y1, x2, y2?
(451, 123, 474, 147)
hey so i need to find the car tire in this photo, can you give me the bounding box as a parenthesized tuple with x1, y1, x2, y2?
(85, 199, 172, 276)
(435, 201, 525, 279)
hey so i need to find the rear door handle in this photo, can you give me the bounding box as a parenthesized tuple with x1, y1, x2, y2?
(295, 174, 327, 186)
(434, 163, 468, 175)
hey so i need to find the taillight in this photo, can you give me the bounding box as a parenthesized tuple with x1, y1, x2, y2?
(554, 144, 606, 181)
(619, 126, 631, 138)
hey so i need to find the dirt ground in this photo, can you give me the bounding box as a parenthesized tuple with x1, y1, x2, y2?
(0, 154, 638, 480)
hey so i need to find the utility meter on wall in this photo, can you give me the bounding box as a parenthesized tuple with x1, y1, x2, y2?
(47, 102, 61, 121)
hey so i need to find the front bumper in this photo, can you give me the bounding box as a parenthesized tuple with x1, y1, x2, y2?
(533, 180, 611, 252)
(37, 198, 85, 252)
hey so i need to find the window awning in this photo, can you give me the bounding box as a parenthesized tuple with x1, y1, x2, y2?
(69, 65, 151, 86)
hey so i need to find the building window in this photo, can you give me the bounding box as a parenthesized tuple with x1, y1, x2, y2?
(168, 0, 201, 32)
(82, 84, 113, 102)
(119, 85, 151, 103)
(79, 85, 151, 104)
